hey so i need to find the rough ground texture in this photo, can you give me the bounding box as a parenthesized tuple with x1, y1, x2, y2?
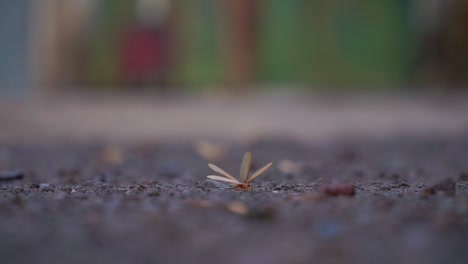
(1, 136, 467, 264)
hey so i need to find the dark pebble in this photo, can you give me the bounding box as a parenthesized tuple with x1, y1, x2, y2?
(0, 171, 24, 181)
(39, 183, 54, 192)
(398, 182, 410, 188)
(29, 183, 40, 189)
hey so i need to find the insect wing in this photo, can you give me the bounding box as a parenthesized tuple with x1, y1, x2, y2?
(247, 162, 273, 183)
(239, 152, 252, 182)
(208, 163, 237, 181)
(207, 175, 240, 184)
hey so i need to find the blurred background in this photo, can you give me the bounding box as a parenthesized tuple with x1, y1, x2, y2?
(1, 0, 468, 143)
(1, 2, 468, 263)
(1, 0, 468, 95)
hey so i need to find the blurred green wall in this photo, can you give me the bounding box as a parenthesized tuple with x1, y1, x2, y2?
(258, 0, 416, 87)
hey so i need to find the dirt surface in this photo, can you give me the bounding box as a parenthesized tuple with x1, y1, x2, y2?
(1, 136, 467, 264)
(2, 94, 468, 143)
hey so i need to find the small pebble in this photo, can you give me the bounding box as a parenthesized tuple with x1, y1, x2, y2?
(29, 183, 40, 189)
(39, 183, 53, 192)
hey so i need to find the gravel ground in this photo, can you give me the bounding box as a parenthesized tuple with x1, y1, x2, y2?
(0, 135, 467, 264)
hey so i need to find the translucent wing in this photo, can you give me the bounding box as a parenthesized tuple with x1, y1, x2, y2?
(207, 175, 240, 184)
(239, 152, 252, 183)
(208, 163, 237, 181)
(247, 162, 273, 183)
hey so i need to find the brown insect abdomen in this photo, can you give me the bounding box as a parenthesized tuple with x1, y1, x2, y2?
(235, 183, 250, 190)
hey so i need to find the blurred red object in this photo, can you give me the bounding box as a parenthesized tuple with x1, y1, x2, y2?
(321, 183, 356, 196)
(120, 26, 169, 84)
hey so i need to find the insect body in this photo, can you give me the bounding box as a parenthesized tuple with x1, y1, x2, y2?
(207, 152, 273, 190)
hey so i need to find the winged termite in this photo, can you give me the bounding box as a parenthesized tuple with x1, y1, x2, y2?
(207, 152, 273, 190)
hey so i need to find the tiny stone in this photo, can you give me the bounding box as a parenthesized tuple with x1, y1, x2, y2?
(399, 182, 410, 187)
(29, 183, 40, 189)
(39, 183, 53, 192)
